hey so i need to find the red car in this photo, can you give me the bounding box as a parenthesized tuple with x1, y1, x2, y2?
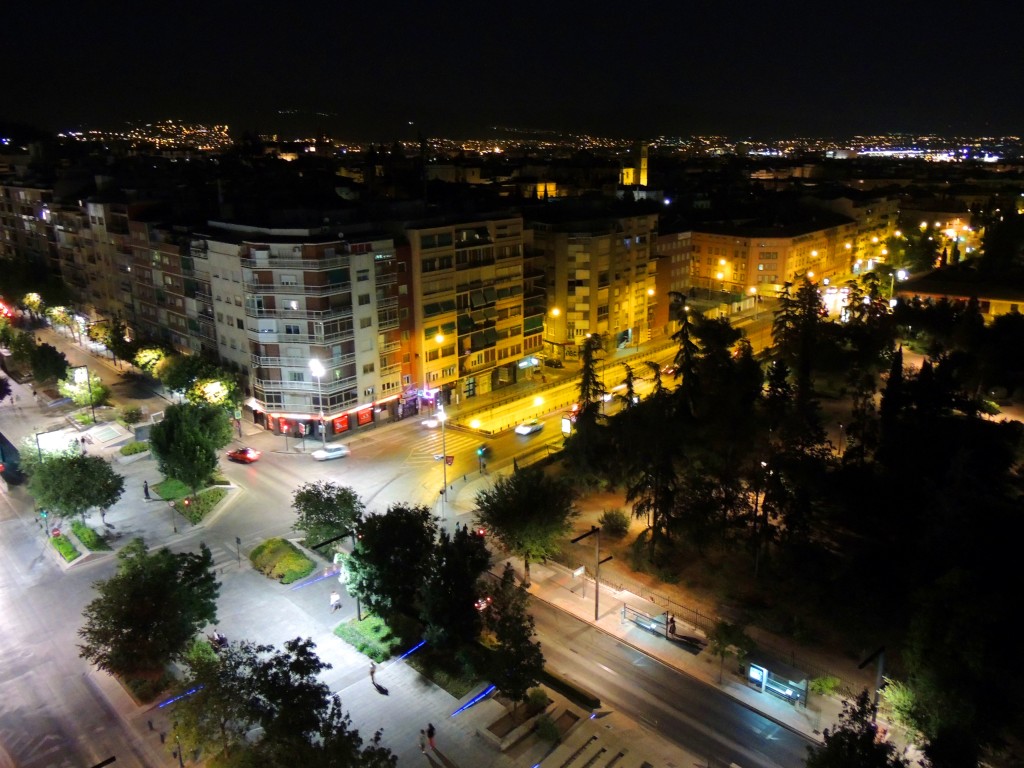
(226, 447, 261, 463)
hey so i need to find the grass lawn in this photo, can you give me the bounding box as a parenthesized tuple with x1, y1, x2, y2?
(249, 537, 316, 584)
(152, 478, 190, 500)
(334, 614, 422, 663)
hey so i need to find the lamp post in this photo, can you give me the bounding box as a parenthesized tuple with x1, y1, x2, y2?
(888, 269, 907, 300)
(749, 286, 758, 320)
(309, 359, 327, 449)
(71, 365, 96, 423)
(437, 403, 448, 522)
(548, 308, 561, 360)
(571, 525, 613, 621)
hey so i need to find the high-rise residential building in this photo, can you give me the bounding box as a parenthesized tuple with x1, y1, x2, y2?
(404, 215, 533, 408)
(192, 223, 404, 437)
(530, 210, 659, 360)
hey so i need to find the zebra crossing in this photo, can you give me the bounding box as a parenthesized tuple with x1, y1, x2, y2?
(404, 429, 482, 466)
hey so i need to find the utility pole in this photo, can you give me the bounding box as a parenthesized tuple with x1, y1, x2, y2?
(570, 526, 613, 621)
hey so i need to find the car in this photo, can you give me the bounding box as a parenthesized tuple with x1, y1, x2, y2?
(661, 365, 677, 377)
(515, 419, 544, 436)
(226, 447, 261, 463)
(421, 417, 441, 429)
(311, 444, 350, 461)
(543, 357, 564, 368)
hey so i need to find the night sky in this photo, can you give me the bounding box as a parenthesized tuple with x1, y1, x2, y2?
(8, 1, 1024, 141)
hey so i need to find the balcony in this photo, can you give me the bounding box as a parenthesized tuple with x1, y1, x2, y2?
(378, 317, 399, 332)
(376, 296, 399, 311)
(244, 281, 352, 296)
(380, 340, 402, 355)
(379, 363, 401, 378)
(375, 272, 398, 286)
(247, 328, 355, 344)
(240, 255, 350, 270)
(254, 375, 357, 393)
(251, 353, 356, 369)
(244, 305, 353, 321)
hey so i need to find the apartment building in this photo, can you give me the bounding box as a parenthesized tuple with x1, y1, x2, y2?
(687, 214, 859, 298)
(804, 188, 900, 271)
(193, 223, 404, 437)
(530, 211, 659, 360)
(405, 215, 531, 407)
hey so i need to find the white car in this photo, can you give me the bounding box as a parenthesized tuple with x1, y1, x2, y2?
(421, 417, 440, 429)
(311, 444, 350, 461)
(515, 419, 544, 436)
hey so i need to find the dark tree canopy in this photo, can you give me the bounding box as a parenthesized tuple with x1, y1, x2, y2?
(419, 526, 491, 648)
(28, 453, 125, 520)
(482, 562, 544, 712)
(346, 504, 437, 620)
(292, 481, 365, 547)
(474, 465, 578, 586)
(149, 403, 233, 494)
(805, 689, 908, 768)
(78, 538, 219, 676)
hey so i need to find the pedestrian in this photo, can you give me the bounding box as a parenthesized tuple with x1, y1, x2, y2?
(427, 722, 436, 750)
(668, 614, 676, 636)
(143, 480, 150, 500)
(330, 590, 341, 612)
(369, 661, 377, 683)
(419, 729, 427, 753)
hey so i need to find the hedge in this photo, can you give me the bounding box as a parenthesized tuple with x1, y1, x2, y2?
(71, 520, 111, 551)
(51, 534, 82, 562)
(118, 441, 150, 456)
(249, 538, 316, 584)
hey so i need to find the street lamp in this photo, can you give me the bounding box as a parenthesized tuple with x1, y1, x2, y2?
(571, 525, 613, 621)
(889, 269, 907, 300)
(309, 359, 327, 449)
(437, 403, 449, 522)
(749, 287, 758, 321)
(71, 365, 96, 423)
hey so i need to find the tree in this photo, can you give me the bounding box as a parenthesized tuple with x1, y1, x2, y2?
(172, 637, 396, 766)
(346, 503, 437, 620)
(28, 453, 125, 522)
(0, 374, 10, 404)
(150, 404, 233, 496)
(31, 342, 68, 382)
(473, 464, 578, 586)
(482, 562, 544, 714)
(419, 526, 491, 648)
(158, 353, 216, 395)
(292, 481, 365, 547)
(707, 621, 753, 683)
(805, 689, 908, 768)
(57, 368, 108, 408)
(78, 538, 219, 676)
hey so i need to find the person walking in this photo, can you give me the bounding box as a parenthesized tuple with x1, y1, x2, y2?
(426, 723, 436, 750)
(418, 729, 427, 753)
(143, 480, 150, 500)
(369, 661, 377, 684)
(330, 590, 342, 612)
(667, 614, 676, 636)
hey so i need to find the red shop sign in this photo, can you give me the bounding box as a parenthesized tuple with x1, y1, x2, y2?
(356, 408, 374, 426)
(332, 413, 350, 433)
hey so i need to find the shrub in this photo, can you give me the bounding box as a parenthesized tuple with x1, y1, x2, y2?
(123, 671, 172, 704)
(180, 488, 227, 523)
(809, 675, 842, 696)
(249, 537, 316, 584)
(525, 687, 550, 715)
(119, 441, 150, 456)
(535, 714, 560, 743)
(120, 406, 144, 425)
(598, 508, 630, 538)
(71, 520, 111, 551)
(51, 533, 81, 562)
(72, 412, 95, 426)
(334, 614, 405, 662)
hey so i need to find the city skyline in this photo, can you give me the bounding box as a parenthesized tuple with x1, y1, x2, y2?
(8, 1, 1024, 142)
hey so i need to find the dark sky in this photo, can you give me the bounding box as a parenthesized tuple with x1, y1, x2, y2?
(7, 0, 1024, 141)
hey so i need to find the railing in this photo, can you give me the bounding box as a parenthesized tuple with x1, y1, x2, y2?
(247, 329, 355, 344)
(375, 272, 398, 286)
(251, 353, 355, 369)
(379, 364, 401, 377)
(376, 296, 399, 310)
(243, 306, 353, 320)
(255, 375, 357, 393)
(380, 340, 401, 355)
(378, 317, 399, 332)
(244, 281, 352, 296)
(240, 255, 350, 270)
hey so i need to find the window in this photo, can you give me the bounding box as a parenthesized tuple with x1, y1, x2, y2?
(360, 317, 372, 328)
(285, 324, 300, 335)
(357, 269, 370, 282)
(358, 294, 371, 305)
(236, 318, 244, 329)
(234, 296, 242, 306)
(217, 312, 224, 322)
(362, 362, 375, 374)
(280, 274, 297, 285)
(288, 371, 305, 382)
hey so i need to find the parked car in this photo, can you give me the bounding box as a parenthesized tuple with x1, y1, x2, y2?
(543, 357, 564, 368)
(226, 447, 261, 464)
(515, 419, 544, 435)
(311, 444, 350, 461)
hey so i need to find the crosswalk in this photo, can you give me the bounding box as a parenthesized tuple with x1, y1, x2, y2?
(404, 430, 482, 467)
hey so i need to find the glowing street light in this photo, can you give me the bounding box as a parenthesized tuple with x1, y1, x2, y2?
(309, 359, 327, 448)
